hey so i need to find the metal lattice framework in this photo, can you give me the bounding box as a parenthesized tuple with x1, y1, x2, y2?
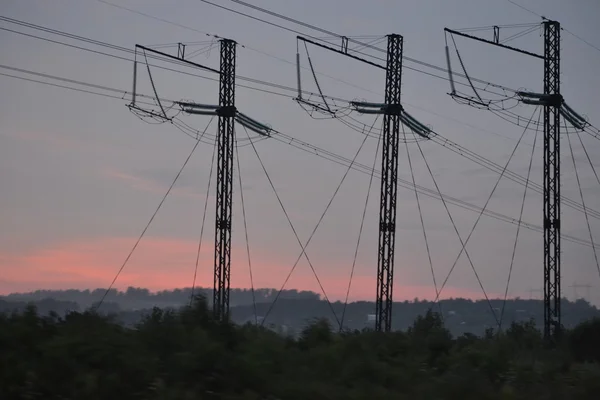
(542, 20, 561, 341)
(375, 34, 403, 333)
(213, 39, 237, 322)
(445, 20, 567, 342)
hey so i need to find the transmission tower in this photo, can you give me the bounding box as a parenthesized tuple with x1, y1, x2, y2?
(295, 33, 431, 332)
(376, 34, 403, 332)
(444, 20, 580, 342)
(129, 39, 271, 323)
(213, 39, 237, 322)
(541, 20, 561, 340)
(569, 283, 592, 301)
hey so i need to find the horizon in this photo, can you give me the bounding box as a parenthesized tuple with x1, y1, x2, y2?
(1, 285, 591, 305)
(2, 0, 600, 311)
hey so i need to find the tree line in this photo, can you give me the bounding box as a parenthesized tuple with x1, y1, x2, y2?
(2, 288, 599, 337)
(3, 287, 320, 309)
(1, 296, 599, 399)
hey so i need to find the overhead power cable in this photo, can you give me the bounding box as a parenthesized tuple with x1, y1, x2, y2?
(198, 0, 521, 95)
(2, 14, 562, 148)
(414, 132, 494, 322)
(505, 0, 544, 18)
(235, 138, 258, 324)
(429, 131, 600, 221)
(95, 116, 215, 311)
(566, 120, 600, 282)
(2, 68, 598, 250)
(259, 116, 380, 327)
(241, 125, 340, 328)
(0, 18, 356, 104)
(340, 127, 382, 331)
(433, 108, 540, 309)
(563, 27, 600, 55)
(190, 131, 218, 305)
(504, 0, 600, 55)
(403, 125, 441, 313)
(499, 116, 539, 331)
(576, 133, 600, 189)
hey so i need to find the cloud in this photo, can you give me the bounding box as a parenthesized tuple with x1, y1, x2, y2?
(0, 236, 494, 301)
(101, 168, 205, 199)
(1, 236, 212, 294)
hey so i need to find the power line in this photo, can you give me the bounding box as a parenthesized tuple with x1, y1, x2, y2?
(439, 108, 540, 300)
(190, 131, 218, 305)
(0, 18, 356, 104)
(576, 132, 600, 190)
(566, 120, 600, 282)
(235, 138, 258, 325)
(403, 125, 440, 313)
(260, 116, 379, 328)
(430, 131, 600, 221)
(506, 0, 544, 19)
(563, 27, 600, 55)
(95, 116, 215, 311)
(94, 0, 217, 39)
(2, 67, 598, 250)
(499, 116, 540, 330)
(198, 0, 520, 95)
(3, 13, 555, 150)
(340, 121, 382, 331)
(504, 0, 600, 55)
(241, 124, 340, 328)
(415, 132, 491, 318)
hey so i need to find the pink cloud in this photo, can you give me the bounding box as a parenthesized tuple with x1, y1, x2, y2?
(0, 236, 300, 295)
(0, 236, 507, 301)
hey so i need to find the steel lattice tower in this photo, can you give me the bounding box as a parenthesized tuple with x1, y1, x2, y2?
(375, 34, 403, 333)
(213, 39, 237, 322)
(542, 20, 562, 341)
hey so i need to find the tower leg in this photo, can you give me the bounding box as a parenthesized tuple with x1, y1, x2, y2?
(213, 39, 237, 322)
(375, 34, 403, 332)
(542, 20, 561, 341)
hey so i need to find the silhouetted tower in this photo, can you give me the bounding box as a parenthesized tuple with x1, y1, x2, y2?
(569, 283, 592, 300)
(213, 39, 237, 322)
(130, 38, 270, 322)
(295, 32, 431, 332)
(445, 19, 566, 342)
(375, 34, 403, 333)
(541, 20, 561, 341)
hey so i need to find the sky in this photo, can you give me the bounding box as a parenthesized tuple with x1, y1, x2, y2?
(1, 0, 600, 306)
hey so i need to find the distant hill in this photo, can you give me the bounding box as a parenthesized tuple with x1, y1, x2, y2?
(2, 287, 599, 337)
(2, 287, 319, 310)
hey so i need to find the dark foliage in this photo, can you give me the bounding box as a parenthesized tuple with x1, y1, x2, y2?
(3, 288, 599, 338)
(1, 297, 599, 399)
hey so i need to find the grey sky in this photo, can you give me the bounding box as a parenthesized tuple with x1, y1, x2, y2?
(1, 0, 599, 305)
